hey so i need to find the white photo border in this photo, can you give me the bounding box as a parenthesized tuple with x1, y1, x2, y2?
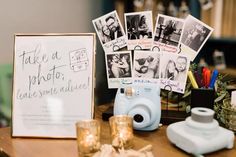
(153, 14, 184, 53)
(92, 10, 127, 53)
(180, 15, 214, 61)
(105, 51, 133, 88)
(124, 11, 153, 50)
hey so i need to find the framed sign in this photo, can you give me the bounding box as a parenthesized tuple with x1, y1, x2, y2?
(12, 33, 96, 138)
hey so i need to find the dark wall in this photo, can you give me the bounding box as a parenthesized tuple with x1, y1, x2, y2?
(196, 38, 236, 67)
(95, 1, 236, 105)
(95, 0, 117, 105)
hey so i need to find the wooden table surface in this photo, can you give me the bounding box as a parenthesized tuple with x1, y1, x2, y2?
(0, 105, 235, 157)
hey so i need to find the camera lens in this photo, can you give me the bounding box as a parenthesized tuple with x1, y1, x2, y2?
(198, 109, 207, 112)
(133, 114, 144, 123)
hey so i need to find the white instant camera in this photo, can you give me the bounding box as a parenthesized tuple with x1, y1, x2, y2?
(167, 107, 235, 156)
(114, 85, 161, 131)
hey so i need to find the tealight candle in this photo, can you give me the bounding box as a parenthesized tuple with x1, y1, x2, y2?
(76, 119, 101, 157)
(109, 115, 134, 149)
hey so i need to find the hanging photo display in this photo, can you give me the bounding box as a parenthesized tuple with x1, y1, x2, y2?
(92, 10, 127, 53)
(92, 11, 214, 94)
(153, 14, 184, 53)
(124, 11, 153, 50)
(180, 15, 214, 61)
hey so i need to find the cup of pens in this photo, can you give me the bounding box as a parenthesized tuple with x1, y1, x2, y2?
(188, 68, 218, 89)
(188, 68, 219, 110)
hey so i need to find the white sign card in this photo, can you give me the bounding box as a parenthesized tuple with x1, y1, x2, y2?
(92, 10, 127, 53)
(180, 15, 214, 61)
(124, 11, 153, 50)
(160, 51, 190, 94)
(153, 14, 184, 53)
(105, 51, 133, 88)
(12, 34, 95, 138)
(231, 91, 236, 107)
(133, 50, 160, 85)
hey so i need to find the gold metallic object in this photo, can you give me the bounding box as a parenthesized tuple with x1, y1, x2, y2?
(109, 115, 134, 149)
(76, 119, 101, 157)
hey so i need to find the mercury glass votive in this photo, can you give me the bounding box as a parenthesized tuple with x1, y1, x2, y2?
(109, 115, 134, 149)
(76, 119, 101, 157)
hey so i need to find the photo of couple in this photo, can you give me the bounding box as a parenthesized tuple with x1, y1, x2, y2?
(93, 12, 124, 44)
(133, 51, 160, 79)
(106, 52, 132, 79)
(126, 14, 152, 40)
(181, 22, 211, 52)
(160, 52, 190, 94)
(162, 56, 188, 82)
(125, 11, 153, 50)
(153, 14, 184, 52)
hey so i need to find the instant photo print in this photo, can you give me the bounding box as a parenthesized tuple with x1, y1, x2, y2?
(160, 51, 190, 94)
(105, 51, 132, 88)
(180, 15, 214, 61)
(125, 11, 153, 50)
(92, 10, 127, 53)
(133, 50, 160, 85)
(153, 14, 184, 53)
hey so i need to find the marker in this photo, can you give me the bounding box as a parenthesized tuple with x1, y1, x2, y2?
(202, 67, 207, 75)
(209, 70, 218, 88)
(206, 69, 211, 88)
(205, 69, 211, 88)
(203, 68, 211, 88)
(188, 71, 198, 88)
(202, 68, 206, 87)
(194, 71, 203, 88)
(202, 67, 207, 87)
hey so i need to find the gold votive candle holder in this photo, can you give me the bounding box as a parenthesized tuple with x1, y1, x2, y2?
(76, 119, 101, 157)
(109, 115, 134, 149)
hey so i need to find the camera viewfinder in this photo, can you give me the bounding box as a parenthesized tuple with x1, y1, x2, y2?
(120, 88, 124, 94)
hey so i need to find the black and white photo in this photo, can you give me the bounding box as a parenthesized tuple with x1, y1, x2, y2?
(105, 51, 132, 88)
(153, 14, 184, 53)
(133, 51, 160, 85)
(125, 11, 153, 50)
(160, 52, 190, 94)
(126, 14, 152, 40)
(92, 11, 127, 53)
(180, 15, 213, 61)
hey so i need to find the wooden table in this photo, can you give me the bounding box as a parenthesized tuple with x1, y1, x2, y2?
(0, 105, 235, 157)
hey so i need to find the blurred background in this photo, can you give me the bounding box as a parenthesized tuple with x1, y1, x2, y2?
(0, 0, 235, 127)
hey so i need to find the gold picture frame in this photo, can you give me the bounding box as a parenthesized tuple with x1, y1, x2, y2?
(12, 33, 96, 138)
